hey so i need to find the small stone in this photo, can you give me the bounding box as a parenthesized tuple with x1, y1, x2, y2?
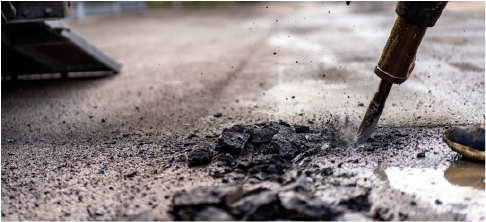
(278, 120, 291, 127)
(124, 171, 138, 178)
(187, 145, 213, 167)
(417, 152, 426, 158)
(95, 207, 104, 216)
(98, 169, 105, 174)
(164, 163, 172, 169)
(214, 113, 223, 118)
(294, 125, 310, 133)
(320, 167, 333, 176)
(187, 133, 198, 139)
(101, 118, 105, 123)
(435, 199, 442, 205)
(194, 206, 235, 221)
(9, 166, 17, 170)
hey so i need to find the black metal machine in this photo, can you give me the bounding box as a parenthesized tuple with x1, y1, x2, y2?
(1, 1, 121, 79)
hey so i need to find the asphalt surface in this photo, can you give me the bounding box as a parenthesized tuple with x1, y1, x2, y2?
(1, 2, 484, 221)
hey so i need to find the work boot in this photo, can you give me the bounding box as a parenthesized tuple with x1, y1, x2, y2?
(443, 123, 485, 161)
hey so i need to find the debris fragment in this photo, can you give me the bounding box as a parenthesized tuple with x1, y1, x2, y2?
(128, 212, 160, 221)
(215, 126, 251, 155)
(417, 152, 426, 158)
(187, 144, 213, 167)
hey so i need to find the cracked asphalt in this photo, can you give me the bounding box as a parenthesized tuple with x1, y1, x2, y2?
(1, 2, 484, 221)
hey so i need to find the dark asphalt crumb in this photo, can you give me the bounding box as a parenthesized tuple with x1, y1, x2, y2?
(125, 171, 138, 178)
(128, 212, 159, 221)
(98, 169, 105, 174)
(278, 120, 291, 127)
(417, 152, 426, 158)
(435, 199, 442, 205)
(187, 145, 213, 167)
(214, 113, 223, 118)
(187, 134, 198, 139)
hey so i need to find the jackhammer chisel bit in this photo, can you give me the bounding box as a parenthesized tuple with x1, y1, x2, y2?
(354, 1, 448, 144)
(355, 80, 392, 144)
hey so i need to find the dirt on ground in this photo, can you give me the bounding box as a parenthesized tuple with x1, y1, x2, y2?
(1, 2, 484, 221)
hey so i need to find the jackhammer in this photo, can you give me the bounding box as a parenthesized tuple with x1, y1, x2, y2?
(355, 1, 448, 144)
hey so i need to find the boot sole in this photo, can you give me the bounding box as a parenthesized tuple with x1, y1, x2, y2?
(444, 134, 485, 161)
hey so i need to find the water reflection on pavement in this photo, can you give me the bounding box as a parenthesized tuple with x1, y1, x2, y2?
(444, 159, 485, 190)
(376, 160, 485, 221)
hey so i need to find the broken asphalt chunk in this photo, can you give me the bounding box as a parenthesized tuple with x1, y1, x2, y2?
(294, 125, 310, 133)
(251, 126, 278, 144)
(171, 186, 239, 221)
(215, 132, 250, 155)
(271, 129, 306, 159)
(187, 144, 213, 167)
(194, 206, 235, 221)
(124, 171, 138, 178)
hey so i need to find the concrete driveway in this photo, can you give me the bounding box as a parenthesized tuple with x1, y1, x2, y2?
(2, 2, 484, 221)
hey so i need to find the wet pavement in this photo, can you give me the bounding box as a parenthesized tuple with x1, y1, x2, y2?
(1, 2, 484, 221)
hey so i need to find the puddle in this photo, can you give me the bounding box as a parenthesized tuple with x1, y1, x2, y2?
(376, 160, 485, 221)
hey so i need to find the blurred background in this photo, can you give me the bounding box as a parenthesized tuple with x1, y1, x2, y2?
(66, 1, 247, 21)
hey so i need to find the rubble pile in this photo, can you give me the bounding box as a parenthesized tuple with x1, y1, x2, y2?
(215, 121, 326, 159)
(170, 174, 357, 221)
(171, 121, 371, 220)
(170, 121, 465, 221)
